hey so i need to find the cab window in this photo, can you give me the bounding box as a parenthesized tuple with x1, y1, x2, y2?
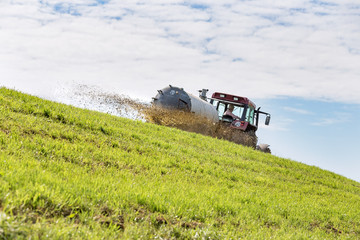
(211, 100, 225, 119)
(217, 102, 226, 119)
(246, 106, 255, 125)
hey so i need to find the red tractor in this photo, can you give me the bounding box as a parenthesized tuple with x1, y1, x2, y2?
(205, 90, 270, 132)
(153, 85, 271, 152)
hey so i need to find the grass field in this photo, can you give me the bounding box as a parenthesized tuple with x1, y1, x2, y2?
(0, 87, 359, 239)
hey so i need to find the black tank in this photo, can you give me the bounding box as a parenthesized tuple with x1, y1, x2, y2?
(153, 85, 192, 111)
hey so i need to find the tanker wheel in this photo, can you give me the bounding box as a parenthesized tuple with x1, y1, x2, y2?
(264, 147, 271, 154)
(256, 144, 271, 154)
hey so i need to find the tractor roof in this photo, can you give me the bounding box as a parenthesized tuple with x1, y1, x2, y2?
(211, 92, 256, 108)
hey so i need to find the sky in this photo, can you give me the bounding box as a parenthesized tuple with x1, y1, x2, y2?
(1, 0, 359, 182)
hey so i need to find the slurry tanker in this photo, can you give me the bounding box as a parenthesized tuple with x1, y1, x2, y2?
(152, 85, 271, 153)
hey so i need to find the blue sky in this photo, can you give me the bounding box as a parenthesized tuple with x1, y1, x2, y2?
(0, 0, 359, 181)
(255, 97, 360, 182)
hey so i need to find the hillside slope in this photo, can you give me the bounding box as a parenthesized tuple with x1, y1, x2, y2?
(0, 87, 359, 239)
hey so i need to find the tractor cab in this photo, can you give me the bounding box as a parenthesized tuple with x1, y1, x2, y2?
(209, 92, 270, 132)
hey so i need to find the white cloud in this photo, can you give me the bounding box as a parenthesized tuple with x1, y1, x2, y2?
(0, 0, 360, 104)
(311, 112, 352, 126)
(283, 107, 313, 115)
(311, 118, 337, 126)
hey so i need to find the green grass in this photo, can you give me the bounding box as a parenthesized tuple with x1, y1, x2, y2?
(0, 87, 359, 239)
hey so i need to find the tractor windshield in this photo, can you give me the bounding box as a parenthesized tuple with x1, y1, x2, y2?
(232, 105, 245, 119)
(211, 100, 245, 120)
